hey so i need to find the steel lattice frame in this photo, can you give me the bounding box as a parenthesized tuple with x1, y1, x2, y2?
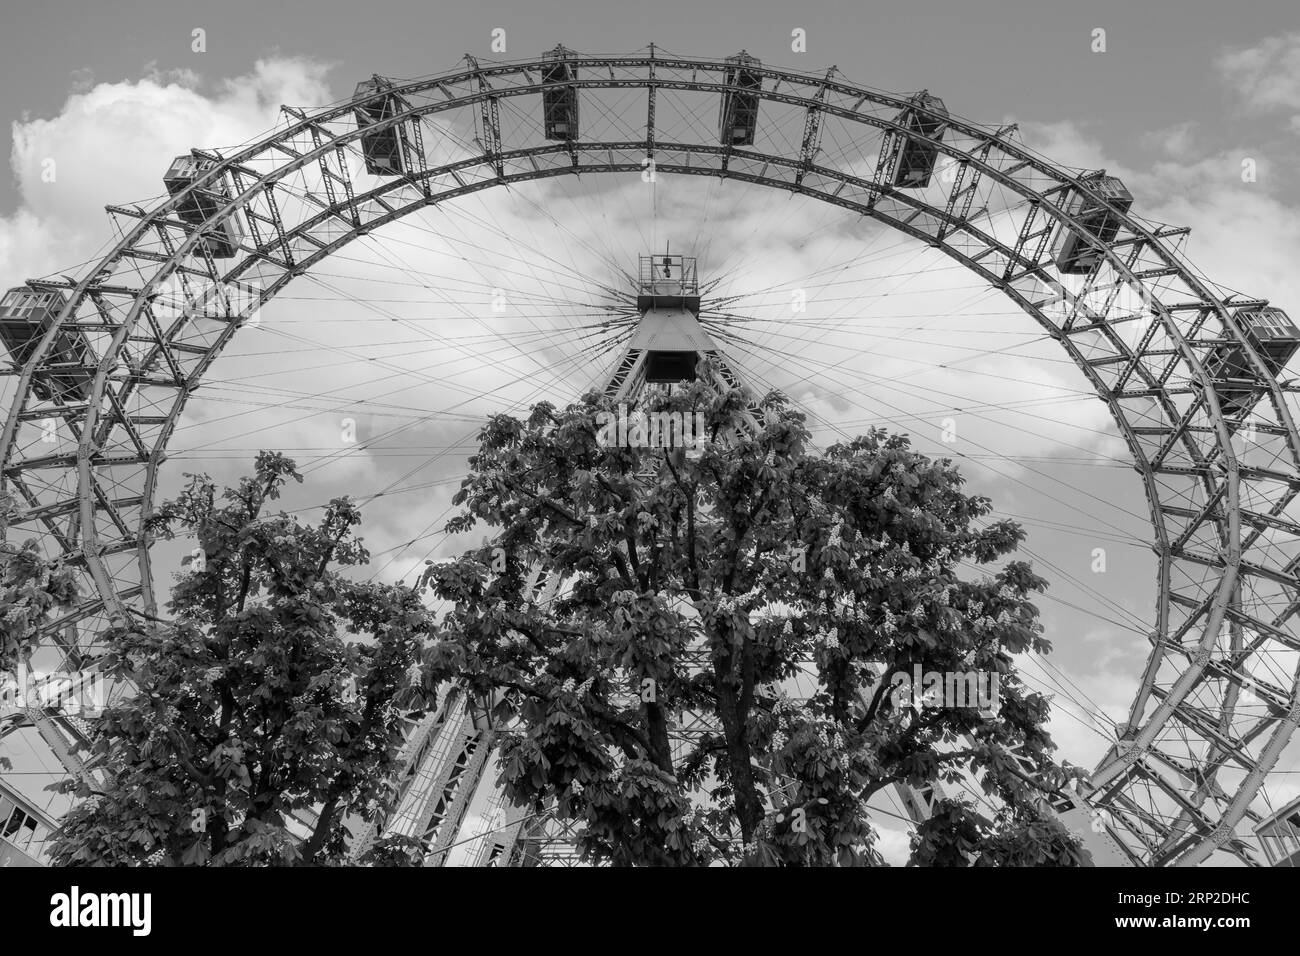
(1, 50, 1297, 867)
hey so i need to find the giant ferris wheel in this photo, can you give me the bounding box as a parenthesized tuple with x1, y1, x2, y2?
(2, 45, 1299, 868)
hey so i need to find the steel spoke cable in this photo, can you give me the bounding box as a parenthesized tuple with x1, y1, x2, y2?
(716, 332, 1150, 544)
(715, 343, 1151, 631)
(711, 323, 1137, 464)
(714, 319, 1138, 462)
(171, 322, 616, 438)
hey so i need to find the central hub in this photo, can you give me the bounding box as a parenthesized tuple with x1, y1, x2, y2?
(636, 254, 700, 313)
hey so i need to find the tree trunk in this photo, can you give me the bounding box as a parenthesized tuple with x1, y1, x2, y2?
(644, 699, 674, 775)
(302, 792, 341, 862)
(713, 652, 765, 847)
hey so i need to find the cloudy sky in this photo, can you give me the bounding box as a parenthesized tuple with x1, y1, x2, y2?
(3, 0, 1299, 862)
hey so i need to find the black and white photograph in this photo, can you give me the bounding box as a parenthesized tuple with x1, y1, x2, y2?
(0, 0, 1291, 936)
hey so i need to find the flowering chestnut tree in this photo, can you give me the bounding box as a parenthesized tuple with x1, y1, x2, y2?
(425, 374, 1089, 867)
(47, 453, 437, 866)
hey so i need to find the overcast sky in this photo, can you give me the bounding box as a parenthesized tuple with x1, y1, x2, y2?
(3, 0, 1299, 862)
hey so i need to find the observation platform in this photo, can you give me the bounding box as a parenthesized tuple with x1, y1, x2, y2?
(636, 254, 700, 313)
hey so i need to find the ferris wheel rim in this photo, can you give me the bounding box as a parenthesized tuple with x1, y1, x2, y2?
(3, 48, 1297, 867)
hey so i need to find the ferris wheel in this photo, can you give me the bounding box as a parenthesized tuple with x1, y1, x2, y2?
(1, 45, 1299, 868)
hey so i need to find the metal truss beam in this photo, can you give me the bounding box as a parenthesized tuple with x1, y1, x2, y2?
(4, 51, 1297, 867)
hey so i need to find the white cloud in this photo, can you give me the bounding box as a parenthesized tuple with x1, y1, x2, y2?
(873, 823, 912, 866)
(3, 57, 333, 285)
(1216, 32, 1300, 112)
(1140, 121, 1198, 157)
(1019, 117, 1300, 317)
(1022, 120, 1111, 174)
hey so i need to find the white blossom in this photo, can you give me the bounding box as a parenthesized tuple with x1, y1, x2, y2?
(881, 607, 898, 634)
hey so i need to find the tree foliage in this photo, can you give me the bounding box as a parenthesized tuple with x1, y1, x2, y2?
(47, 453, 436, 866)
(424, 374, 1088, 866)
(0, 490, 80, 772)
(0, 490, 79, 676)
